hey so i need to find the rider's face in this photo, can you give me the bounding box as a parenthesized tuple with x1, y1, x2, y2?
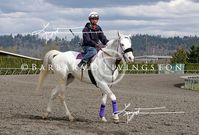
(90, 18, 98, 25)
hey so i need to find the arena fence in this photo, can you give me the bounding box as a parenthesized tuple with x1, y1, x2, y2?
(0, 57, 198, 75)
(180, 75, 199, 91)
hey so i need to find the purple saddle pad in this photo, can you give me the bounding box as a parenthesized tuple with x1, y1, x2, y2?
(76, 52, 85, 59)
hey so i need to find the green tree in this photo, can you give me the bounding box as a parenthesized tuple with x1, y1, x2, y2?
(188, 45, 199, 63)
(171, 48, 188, 64)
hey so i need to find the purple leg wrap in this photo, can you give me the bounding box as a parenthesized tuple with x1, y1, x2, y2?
(112, 100, 118, 114)
(99, 104, 106, 118)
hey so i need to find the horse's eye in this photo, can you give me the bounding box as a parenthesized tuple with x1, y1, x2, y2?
(121, 44, 124, 46)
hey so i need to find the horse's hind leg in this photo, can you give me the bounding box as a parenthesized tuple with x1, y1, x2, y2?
(59, 89, 74, 122)
(66, 73, 75, 85)
(58, 77, 74, 122)
(43, 85, 60, 119)
(43, 74, 74, 120)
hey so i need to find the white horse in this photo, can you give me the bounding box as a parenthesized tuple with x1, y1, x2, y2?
(35, 32, 134, 123)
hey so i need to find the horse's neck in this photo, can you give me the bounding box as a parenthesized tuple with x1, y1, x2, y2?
(105, 39, 118, 51)
(97, 39, 119, 70)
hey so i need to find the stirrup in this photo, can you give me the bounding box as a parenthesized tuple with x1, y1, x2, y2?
(80, 64, 86, 70)
(78, 61, 87, 70)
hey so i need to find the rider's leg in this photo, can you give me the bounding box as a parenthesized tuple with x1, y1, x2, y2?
(78, 46, 97, 68)
(84, 46, 97, 63)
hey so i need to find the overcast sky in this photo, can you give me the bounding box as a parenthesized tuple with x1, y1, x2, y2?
(0, 0, 199, 37)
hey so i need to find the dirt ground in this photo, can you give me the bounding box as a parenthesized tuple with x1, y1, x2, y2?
(0, 74, 199, 135)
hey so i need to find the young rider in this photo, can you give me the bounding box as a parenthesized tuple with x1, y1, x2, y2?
(78, 11, 109, 68)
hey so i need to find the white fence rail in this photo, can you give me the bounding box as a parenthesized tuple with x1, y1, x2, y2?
(181, 75, 199, 90)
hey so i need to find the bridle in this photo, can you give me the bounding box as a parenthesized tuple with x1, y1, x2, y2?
(100, 37, 133, 62)
(118, 43, 133, 62)
(99, 37, 133, 85)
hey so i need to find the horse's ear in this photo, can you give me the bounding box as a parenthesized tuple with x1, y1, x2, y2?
(117, 31, 121, 38)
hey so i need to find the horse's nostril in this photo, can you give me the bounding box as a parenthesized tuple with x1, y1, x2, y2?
(129, 57, 132, 60)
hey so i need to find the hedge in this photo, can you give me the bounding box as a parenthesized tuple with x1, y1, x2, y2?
(0, 57, 43, 75)
(184, 63, 199, 73)
(0, 57, 198, 75)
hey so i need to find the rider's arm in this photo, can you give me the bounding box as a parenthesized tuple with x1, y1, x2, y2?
(83, 27, 97, 47)
(98, 27, 109, 45)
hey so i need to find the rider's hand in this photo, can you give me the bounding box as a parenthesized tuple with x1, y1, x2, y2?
(95, 43, 100, 48)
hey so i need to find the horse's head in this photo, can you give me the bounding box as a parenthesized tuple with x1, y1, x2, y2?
(117, 32, 134, 63)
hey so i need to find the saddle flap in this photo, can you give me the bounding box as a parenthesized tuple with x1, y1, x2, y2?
(76, 52, 85, 59)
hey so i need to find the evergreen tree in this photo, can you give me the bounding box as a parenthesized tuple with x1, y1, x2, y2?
(188, 45, 199, 63)
(170, 48, 188, 64)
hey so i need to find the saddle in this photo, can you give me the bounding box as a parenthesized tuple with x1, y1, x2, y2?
(76, 52, 97, 86)
(76, 52, 85, 60)
(76, 52, 95, 67)
(76, 45, 104, 66)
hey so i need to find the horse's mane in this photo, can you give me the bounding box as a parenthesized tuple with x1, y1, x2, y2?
(105, 38, 118, 50)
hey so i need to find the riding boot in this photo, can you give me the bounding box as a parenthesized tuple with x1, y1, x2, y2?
(78, 60, 87, 69)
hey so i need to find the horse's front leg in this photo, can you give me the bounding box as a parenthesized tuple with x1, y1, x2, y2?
(98, 82, 119, 123)
(99, 93, 108, 122)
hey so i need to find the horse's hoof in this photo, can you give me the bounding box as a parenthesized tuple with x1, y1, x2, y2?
(101, 117, 107, 122)
(42, 112, 49, 119)
(69, 115, 74, 122)
(113, 118, 119, 123)
(113, 114, 119, 123)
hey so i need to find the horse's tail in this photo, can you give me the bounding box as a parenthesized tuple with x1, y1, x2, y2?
(35, 50, 61, 95)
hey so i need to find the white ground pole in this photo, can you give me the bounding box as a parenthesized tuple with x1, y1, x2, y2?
(117, 103, 185, 124)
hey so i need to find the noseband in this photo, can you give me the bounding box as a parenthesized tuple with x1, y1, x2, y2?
(123, 48, 133, 54)
(118, 39, 133, 62)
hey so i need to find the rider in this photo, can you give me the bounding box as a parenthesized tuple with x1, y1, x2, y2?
(78, 11, 109, 68)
